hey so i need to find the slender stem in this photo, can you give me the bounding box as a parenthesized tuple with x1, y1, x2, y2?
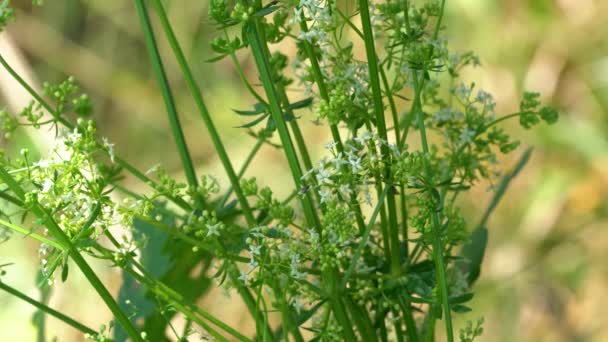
(357, 0, 401, 277)
(0, 218, 65, 250)
(0, 53, 191, 212)
(218, 136, 265, 208)
(0, 166, 143, 342)
(297, 17, 367, 234)
(412, 69, 454, 342)
(246, 21, 358, 340)
(0, 281, 98, 336)
(245, 23, 319, 230)
(133, 0, 204, 210)
(146, 0, 257, 224)
(144, 4, 273, 338)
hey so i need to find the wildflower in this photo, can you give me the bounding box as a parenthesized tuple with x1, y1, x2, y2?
(102, 137, 115, 163)
(206, 222, 221, 237)
(238, 271, 249, 285)
(319, 188, 333, 203)
(249, 244, 261, 255)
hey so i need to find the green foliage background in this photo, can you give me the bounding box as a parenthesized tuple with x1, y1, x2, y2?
(1, 0, 607, 341)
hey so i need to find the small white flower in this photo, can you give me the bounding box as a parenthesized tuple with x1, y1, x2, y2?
(292, 297, 304, 314)
(206, 222, 221, 237)
(459, 128, 476, 145)
(349, 157, 363, 173)
(238, 271, 249, 285)
(249, 244, 261, 255)
(339, 184, 352, 198)
(248, 258, 258, 270)
(41, 179, 54, 193)
(316, 167, 331, 185)
(66, 128, 82, 144)
(319, 188, 333, 203)
(293, 7, 303, 22)
(102, 137, 115, 163)
(324, 141, 337, 150)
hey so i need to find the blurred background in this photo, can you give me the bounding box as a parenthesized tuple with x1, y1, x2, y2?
(0, 0, 607, 341)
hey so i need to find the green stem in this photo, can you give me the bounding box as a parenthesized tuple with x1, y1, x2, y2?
(147, 0, 259, 224)
(246, 21, 357, 340)
(402, 0, 453, 338)
(144, 4, 273, 338)
(244, 23, 319, 230)
(0, 218, 64, 250)
(297, 17, 367, 234)
(218, 136, 265, 208)
(0, 53, 191, 212)
(0, 281, 98, 336)
(0, 166, 143, 342)
(411, 71, 454, 342)
(133, 0, 204, 209)
(357, 0, 401, 277)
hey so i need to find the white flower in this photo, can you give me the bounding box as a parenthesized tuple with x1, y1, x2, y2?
(206, 222, 221, 237)
(339, 184, 352, 198)
(102, 137, 115, 163)
(324, 141, 337, 150)
(349, 157, 363, 173)
(354, 131, 372, 145)
(41, 179, 54, 193)
(249, 244, 261, 255)
(238, 271, 249, 285)
(459, 128, 476, 145)
(292, 297, 304, 314)
(316, 167, 331, 185)
(293, 7, 303, 23)
(319, 188, 333, 203)
(66, 128, 82, 144)
(248, 258, 258, 270)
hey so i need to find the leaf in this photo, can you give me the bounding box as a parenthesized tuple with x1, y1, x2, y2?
(477, 147, 533, 228)
(449, 292, 474, 304)
(457, 227, 488, 286)
(254, 3, 280, 17)
(114, 207, 173, 342)
(233, 102, 268, 116)
(60, 257, 69, 282)
(205, 54, 228, 63)
(451, 304, 472, 313)
(285, 97, 313, 110)
(236, 113, 269, 128)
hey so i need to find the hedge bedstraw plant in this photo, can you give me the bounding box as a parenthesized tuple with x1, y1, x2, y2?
(0, 0, 557, 341)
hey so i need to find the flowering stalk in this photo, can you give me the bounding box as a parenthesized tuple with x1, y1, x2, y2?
(0, 0, 559, 341)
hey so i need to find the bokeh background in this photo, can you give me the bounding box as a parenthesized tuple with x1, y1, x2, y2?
(1, 0, 607, 341)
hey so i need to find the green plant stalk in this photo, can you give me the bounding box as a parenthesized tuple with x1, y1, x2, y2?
(125, 263, 248, 342)
(245, 23, 319, 231)
(218, 136, 264, 208)
(297, 17, 367, 235)
(0, 53, 192, 212)
(0, 218, 64, 250)
(225, 34, 268, 105)
(246, 22, 358, 340)
(133, 0, 205, 210)
(99, 231, 251, 342)
(144, 4, 274, 338)
(0, 166, 142, 342)
(0, 281, 98, 336)
(146, 0, 258, 224)
(411, 69, 454, 341)
(271, 280, 304, 342)
(380, 61, 419, 341)
(357, 0, 402, 277)
(401, 0, 453, 338)
(254, 23, 315, 174)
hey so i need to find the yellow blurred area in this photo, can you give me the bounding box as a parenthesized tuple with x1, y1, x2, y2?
(1, 0, 607, 341)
